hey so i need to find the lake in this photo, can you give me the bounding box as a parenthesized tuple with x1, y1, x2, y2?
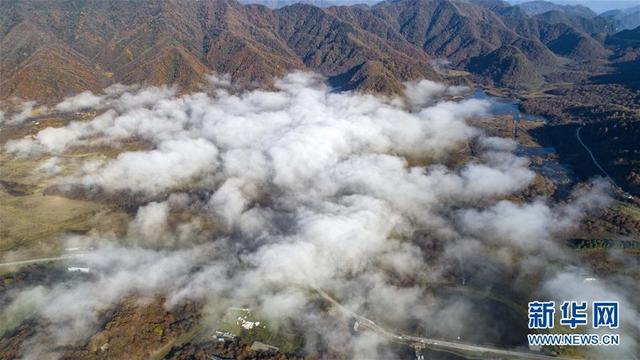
(472, 89, 575, 194)
(472, 89, 544, 122)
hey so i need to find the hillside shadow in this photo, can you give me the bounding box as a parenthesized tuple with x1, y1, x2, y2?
(591, 59, 640, 90)
(327, 63, 364, 92)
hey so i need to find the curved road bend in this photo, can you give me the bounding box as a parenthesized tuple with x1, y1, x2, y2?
(314, 288, 565, 360)
(576, 126, 618, 187)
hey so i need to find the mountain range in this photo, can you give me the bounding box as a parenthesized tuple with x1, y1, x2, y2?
(602, 5, 640, 31)
(0, 0, 636, 102)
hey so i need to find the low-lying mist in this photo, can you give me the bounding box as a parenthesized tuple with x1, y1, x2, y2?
(1, 73, 638, 359)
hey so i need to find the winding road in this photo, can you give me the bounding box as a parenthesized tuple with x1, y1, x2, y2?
(0, 257, 572, 358)
(314, 288, 563, 360)
(576, 126, 618, 187)
(0, 253, 85, 268)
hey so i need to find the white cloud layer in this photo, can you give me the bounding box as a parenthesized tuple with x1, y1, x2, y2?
(2, 73, 636, 359)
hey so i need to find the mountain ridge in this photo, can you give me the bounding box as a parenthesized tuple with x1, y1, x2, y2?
(0, 0, 631, 102)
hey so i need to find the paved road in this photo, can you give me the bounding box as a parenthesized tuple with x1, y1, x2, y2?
(315, 288, 564, 360)
(0, 253, 85, 267)
(576, 126, 617, 187)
